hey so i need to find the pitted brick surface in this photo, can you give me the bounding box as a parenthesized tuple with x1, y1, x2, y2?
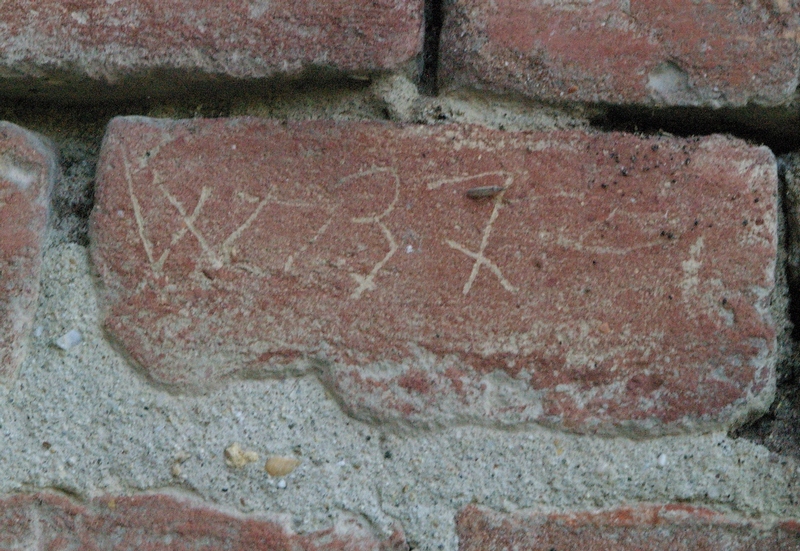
(0, 122, 56, 383)
(0, 0, 423, 90)
(0, 492, 408, 550)
(91, 117, 777, 434)
(439, 0, 800, 107)
(456, 504, 800, 550)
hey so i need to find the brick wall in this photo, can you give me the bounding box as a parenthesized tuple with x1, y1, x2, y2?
(2, 1, 800, 549)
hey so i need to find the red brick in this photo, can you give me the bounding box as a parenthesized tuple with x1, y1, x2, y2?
(456, 504, 800, 551)
(90, 118, 777, 434)
(0, 492, 407, 550)
(0, 122, 56, 383)
(0, 0, 422, 95)
(439, 0, 799, 107)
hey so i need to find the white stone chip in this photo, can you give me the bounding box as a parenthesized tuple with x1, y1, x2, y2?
(54, 329, 82, 350)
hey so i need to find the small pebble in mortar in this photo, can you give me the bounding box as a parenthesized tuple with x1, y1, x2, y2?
(265, 456, 301, 477)
(224, 443, 259, 468)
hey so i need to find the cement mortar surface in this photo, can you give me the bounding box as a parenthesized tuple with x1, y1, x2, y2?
(0, 241, 797, 550)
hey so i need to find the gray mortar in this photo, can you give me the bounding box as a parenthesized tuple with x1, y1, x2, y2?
(2, 83, 799, 550)
(2, 242, 798, 550)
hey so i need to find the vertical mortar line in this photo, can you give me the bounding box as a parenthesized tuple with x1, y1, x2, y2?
(420, 0, 444, 96)
(777, 156, 800, 349)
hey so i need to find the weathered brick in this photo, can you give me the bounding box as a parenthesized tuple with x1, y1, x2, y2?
(0, 0, 423, 99)
(0, 122, 56, 383)
(0, 492, 407, 550)
(456, 504, 800, 550)
(91, 117, 777, 434)
(439, 0, 800, 107)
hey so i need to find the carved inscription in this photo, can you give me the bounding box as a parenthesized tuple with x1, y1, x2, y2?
(431, 172, 518, 295)
(117, 134, 521, 301)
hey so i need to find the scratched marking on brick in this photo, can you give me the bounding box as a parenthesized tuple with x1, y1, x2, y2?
(431, 172, 517, 295)
(91, 119, 777, 434)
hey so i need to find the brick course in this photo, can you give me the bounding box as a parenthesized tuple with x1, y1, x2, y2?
(457, 504, 800, 550)
(0, 492, 408, 550)
(439, 0, 800, 107)
(0, 0, 423, 98)
(91, 117, 777, 434)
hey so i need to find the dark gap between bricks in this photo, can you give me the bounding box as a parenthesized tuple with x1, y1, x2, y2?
(419, 0, 444, 96)
(590, 102, 800, 155)
(0, 65, 379, 104)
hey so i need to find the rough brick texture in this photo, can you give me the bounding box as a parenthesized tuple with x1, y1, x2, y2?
(90, 117, 777, 435)
(0, 0, 423, 98)
(0, 492, 408, 550)
(439, 0, 800, 107)
(456, 504, 800, 550)
(0, 122, 55, 383)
